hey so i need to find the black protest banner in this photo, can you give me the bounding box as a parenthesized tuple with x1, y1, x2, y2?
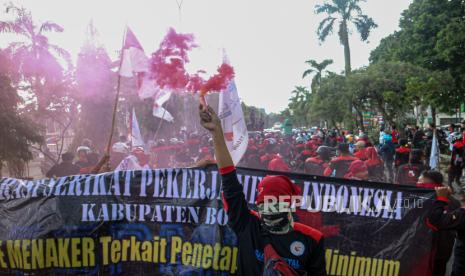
(0, 166, 435, 275)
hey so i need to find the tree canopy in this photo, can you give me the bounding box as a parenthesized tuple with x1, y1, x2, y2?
(0, 73, 42, 177)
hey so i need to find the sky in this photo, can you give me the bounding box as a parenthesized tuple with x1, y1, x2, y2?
(0, 0, 413, 113)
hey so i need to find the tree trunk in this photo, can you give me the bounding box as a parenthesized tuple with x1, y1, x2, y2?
(341, 21, 351, 76)
(431, 107, 436, 126)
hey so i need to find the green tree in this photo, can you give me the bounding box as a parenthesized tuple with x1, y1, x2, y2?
(347, 61, 429, 126)
(369, 0, 465, 120)
(0, 4, 70, 115)
(309, 73, 349, 127)
(315, 0, 377, 75)
(302, 59, 333, 92)
(0, 73, 42, 177)
(288, 86, 312, 126)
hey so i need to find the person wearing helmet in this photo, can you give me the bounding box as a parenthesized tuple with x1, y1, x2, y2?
(116, 147, 150, 171)
(199, 106, 326, 276)
(305, 146, 331, 176)
(75, 146, 91, 168)
(449, 133, 464, 188)
(110, 138, 130, 170)
(324, 143, 358, 178)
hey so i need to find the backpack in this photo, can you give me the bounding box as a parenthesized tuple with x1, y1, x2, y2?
(397, 164, 424, 185)
(305, 159, 326, 176)
(263, 244, 299, 276)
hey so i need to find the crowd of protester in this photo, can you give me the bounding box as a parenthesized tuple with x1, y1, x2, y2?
(46, 120, 465, 193)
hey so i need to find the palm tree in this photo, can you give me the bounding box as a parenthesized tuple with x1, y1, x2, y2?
(0, 4, 70, 113)
(315, 0, 377, 75)
(302, 59, 333, 92)
(289, 86, 312, 126)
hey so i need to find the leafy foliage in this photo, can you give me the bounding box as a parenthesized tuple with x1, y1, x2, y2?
(369, 0, 465, 118)
(0, 4, 71, 115)
(0, 73, 42, 177)
(302, 59, 333, 92)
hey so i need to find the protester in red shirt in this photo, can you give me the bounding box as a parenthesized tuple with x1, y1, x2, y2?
(305, 146, 331, 176)
(344, 160, 369, 181)
(396, 149, 427, 185)
(324, 143, 358, 178)
(364, 147, 384, 182)
(268, 154, 291, 172)
(353, 141, 367, 160)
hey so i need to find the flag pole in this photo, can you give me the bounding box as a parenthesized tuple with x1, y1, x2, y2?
(129, 108, 134, 151)
(153, 108, 167, 140)
(92, 27, 127, 173)
(106, 27, 127, 154)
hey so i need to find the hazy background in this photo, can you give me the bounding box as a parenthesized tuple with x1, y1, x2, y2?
(0, 0, 412, 112)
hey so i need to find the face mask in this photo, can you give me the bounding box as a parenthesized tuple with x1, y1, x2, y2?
(260, 212, 292, 234)
(258, 203, 293, 234)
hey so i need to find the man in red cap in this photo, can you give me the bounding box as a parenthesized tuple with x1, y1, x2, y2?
(199, 106, 326, 276)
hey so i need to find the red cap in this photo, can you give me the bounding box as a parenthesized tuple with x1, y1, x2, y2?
(255, 175, 301, 204)
(345, 160, 368, 179)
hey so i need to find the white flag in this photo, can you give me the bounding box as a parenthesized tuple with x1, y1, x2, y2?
(152, 89, 173, 122)
(130, 109, 145, 148)
(119, 27, 149, 77)
(218, 77, 248, 165)
(138, 75, 159, 99)
(155, 89, 172, 106)
(429, 130, 440, 170)
(153, 105, 174, 122)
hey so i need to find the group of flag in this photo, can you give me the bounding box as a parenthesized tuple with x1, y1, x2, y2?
(118, 27, 248, 165)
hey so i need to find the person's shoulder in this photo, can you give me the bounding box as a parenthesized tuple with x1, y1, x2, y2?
(293, 222, 323, 242)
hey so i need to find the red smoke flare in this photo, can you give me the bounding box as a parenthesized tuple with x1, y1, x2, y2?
(149, 28, 235, 97)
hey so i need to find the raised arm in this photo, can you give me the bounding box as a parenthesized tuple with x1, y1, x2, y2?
(199, 105, 253, 233)
(199, 106, 234, 169)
